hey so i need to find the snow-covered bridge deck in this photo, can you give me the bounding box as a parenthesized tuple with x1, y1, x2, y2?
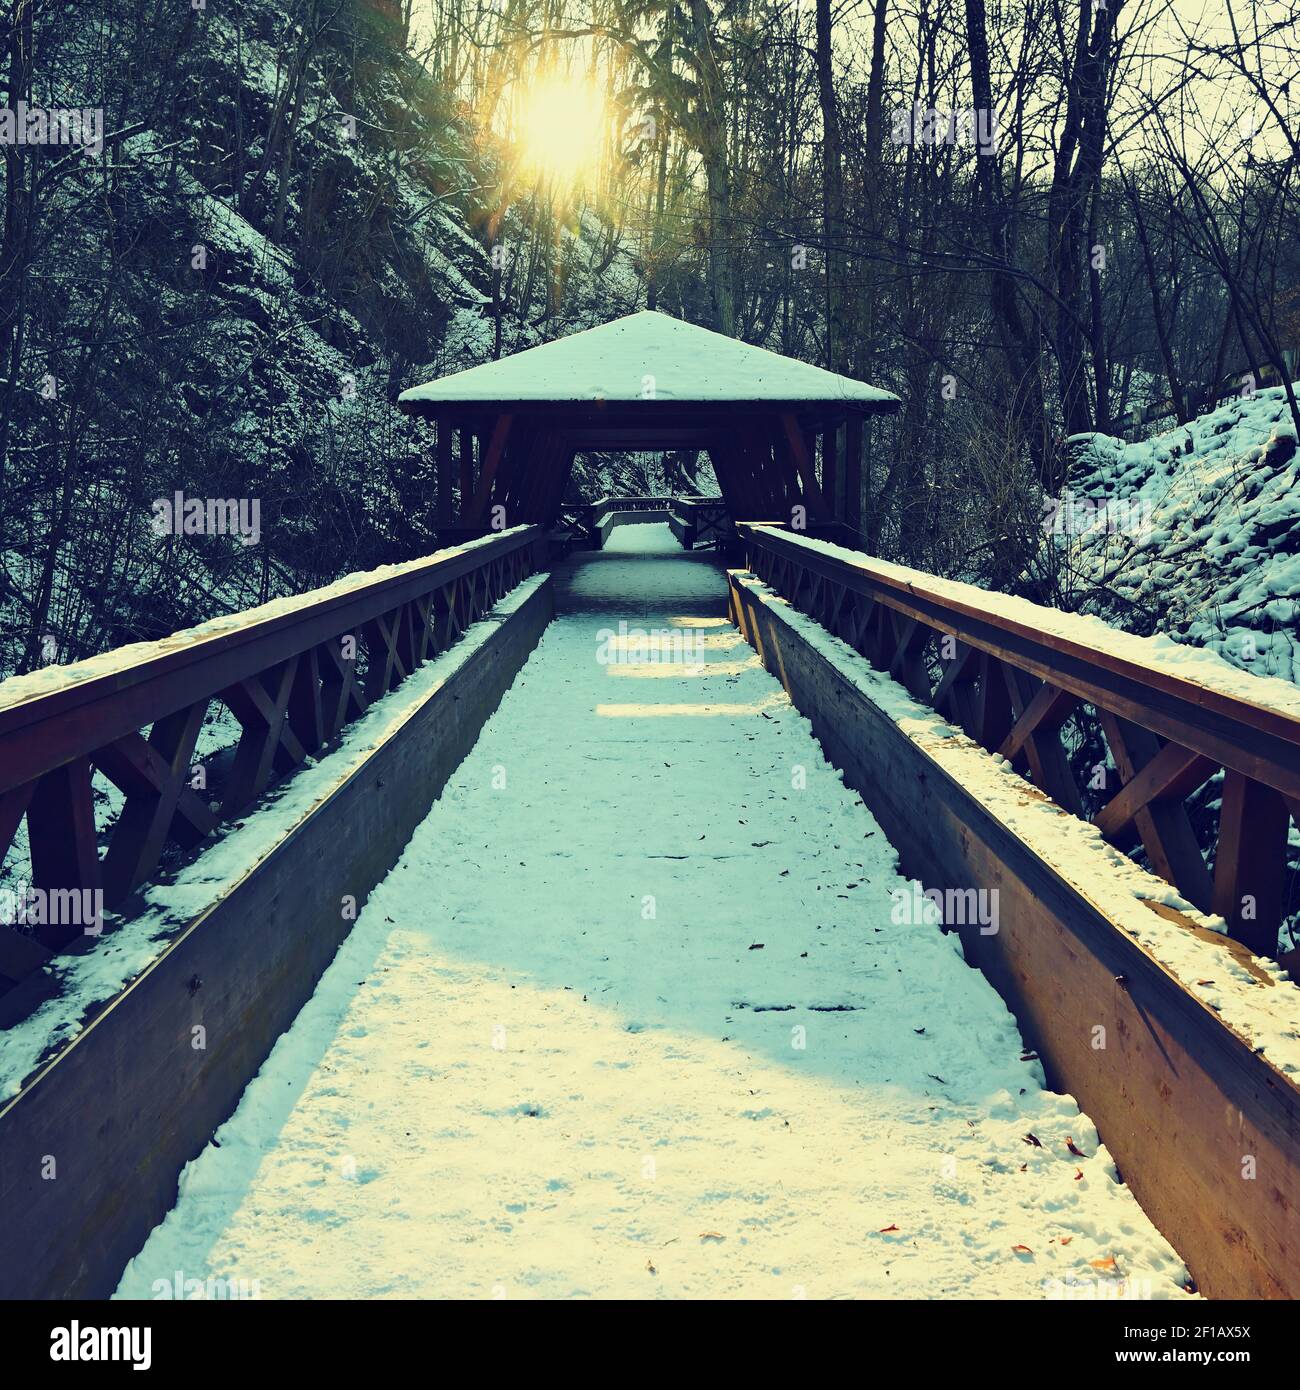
(5, 517, 1300, 1301)
(113, 527, 1188, 1299)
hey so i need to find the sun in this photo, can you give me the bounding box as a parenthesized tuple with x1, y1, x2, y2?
(513, 74, 608, 187)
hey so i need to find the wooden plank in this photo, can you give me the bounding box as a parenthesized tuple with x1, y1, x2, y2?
(729, 569, 1300, 1300)
(973, 652, 1016, 750)
(997, 680, 1076, 761)
(1000, 665, 1085, 816)
(97, 703, 213, 907)
(221, 659, 303, 813)
(286, 645, 325, 756)
(930, 641, 977, 725)
(887, 613, 933, 702)
(319, 634, 367, 741)
(1093, 737, 1215, 839)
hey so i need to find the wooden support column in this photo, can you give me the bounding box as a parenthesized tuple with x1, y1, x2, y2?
(492, 427, 538, 524)
(778, 412, 830, 519)
(1212, 770, 1289, 956)
(541, 444, 578, 524)
(458, 430, 476, 519)
(517, 433, 562, 523)
(466, 413, 513, 523)
(733, 425, 778, 519)
(704, 445, 744, 518)
(763, 420, 801, 518)
(436, 419, 454, 526)
(822, 425, 839, 521)
(844, 414, 863, 533)
(26, 757, 102, 949)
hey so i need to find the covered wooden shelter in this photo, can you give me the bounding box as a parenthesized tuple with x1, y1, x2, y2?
(397, 310, 901, 531)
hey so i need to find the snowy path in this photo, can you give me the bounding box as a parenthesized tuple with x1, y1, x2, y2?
(116, 525, 1189, 1300)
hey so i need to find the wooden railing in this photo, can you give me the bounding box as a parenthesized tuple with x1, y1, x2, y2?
(555, 496, 676, 549)
(738, 523, 1300, 959)
(668, 496, 731, 550)
(0, 527, 546, 996)
(594, 494, 675, 512)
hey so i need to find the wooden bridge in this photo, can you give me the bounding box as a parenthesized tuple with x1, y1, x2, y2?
(1, 313, 1298, 1301)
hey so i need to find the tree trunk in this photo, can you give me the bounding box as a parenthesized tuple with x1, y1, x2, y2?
(814, 0, 846, 371)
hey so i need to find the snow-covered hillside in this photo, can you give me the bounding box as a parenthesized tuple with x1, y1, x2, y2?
(1060, 388, 1300, 687)
(0, 0, 646, 681)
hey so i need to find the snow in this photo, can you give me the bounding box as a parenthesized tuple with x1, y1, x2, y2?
(115, 524, 1189, 1300)
(399, 310, 902, 408)
(0, 574, 549, 1102)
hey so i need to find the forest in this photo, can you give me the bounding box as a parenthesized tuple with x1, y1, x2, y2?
(2, 0, 1299, 677)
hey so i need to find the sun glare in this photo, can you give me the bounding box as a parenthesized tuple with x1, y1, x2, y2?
(514, 74, 607, 186)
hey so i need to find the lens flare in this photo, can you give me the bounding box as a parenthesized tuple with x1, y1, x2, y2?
(513, 74, 607, 186)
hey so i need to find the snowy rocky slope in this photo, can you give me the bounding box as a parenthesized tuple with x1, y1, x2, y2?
(1059, 388, 1300, 686)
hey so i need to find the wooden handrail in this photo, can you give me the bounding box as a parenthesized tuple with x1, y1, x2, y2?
(738, 522, 1300, 958)
(0, 528, 544, 794)
(0, 527, 546, 987)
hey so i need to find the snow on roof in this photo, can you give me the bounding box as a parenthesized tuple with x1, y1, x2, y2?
(399, 310, 901, 408)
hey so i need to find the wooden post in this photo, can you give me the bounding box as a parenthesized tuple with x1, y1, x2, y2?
(844, 414, 863, 534)
(466, 414, 513, 523)
(436, 419, 454, 526)
(779, 412, 830, 519)
(26, 757, 102, 949)
(822, 425, 839, 521)
(1212, 771, 1289, 956)
(458, 430, 475, 519)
